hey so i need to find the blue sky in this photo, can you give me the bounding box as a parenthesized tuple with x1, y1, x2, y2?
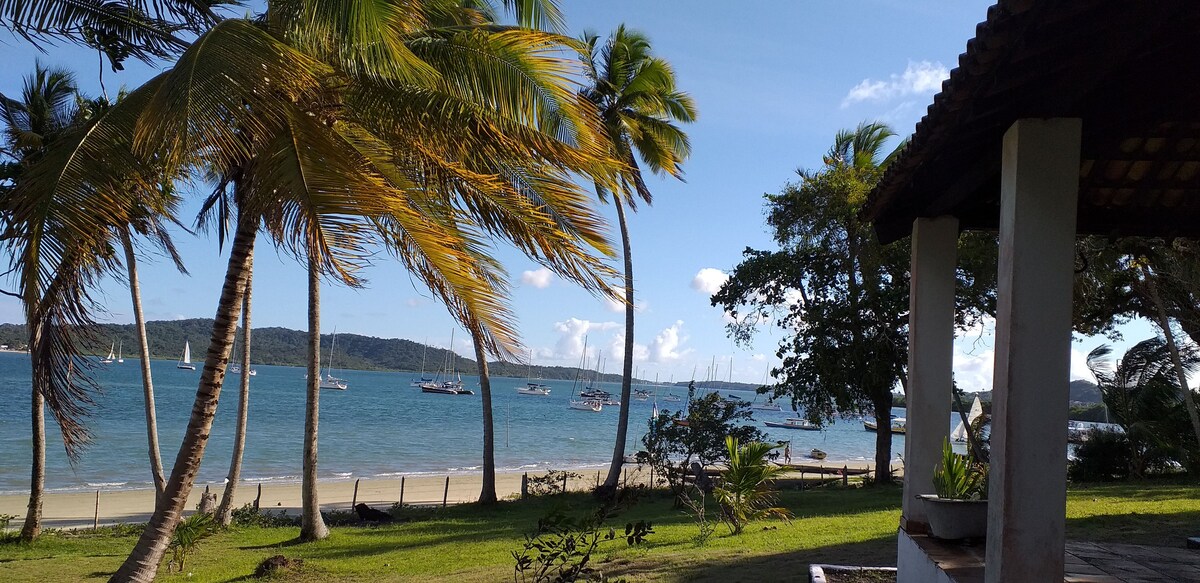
(0, 1, 1156, 387)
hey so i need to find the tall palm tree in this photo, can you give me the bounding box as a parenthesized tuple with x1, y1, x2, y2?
(300, 257, 329, 540)
(215, 263, 253, 526)
(1, 64, 154, 541)
(472, 326, 498, 504)
(580, 26, 696, 494)
(8, 4, 617, 580)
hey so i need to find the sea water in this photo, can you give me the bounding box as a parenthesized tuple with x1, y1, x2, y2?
(0, 351, 931, 493)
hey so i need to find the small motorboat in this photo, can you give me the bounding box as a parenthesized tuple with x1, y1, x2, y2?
(764, 418, 820, 430)
(516, 383, 551, 396)
(751, 401, 783, 412)
(864, 417, 906, 434)
(569, 399, 602, 412)
(633, 388, 652, 401)
(809, 449, 827, 461)
(663, 393, 682, 403)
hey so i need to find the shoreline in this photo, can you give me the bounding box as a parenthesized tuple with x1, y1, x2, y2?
(0, 460, 898, 530)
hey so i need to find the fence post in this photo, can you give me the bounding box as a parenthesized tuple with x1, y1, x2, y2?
(399, 476, 406, 506)
(442, 476, 450, 508)
(254, 483, 262, 510)
(562, 471, 567, 494)
(842, 466, 849, 487)
(623, 468, 628, 489)
(93, 490, 100, 530)
(351, 478, 360, 509)
(521, 473, 529, 499)
(595, 471, 600, 489)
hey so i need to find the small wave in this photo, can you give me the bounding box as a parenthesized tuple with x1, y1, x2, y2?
(243, 475, 300, 483)
(332, 472, 353, 477)
(86, 481, 127, 488)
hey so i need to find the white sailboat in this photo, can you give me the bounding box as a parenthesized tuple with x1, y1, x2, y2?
(177, 341, 196, 370)
(420, 329, 472, 395)
(117, 340, 123, 364)
(568, 336, 602, 412)
(517, 349, 551, 396)
(952, 395, 984, 443)
(319, 330, 348, 390)
(750, 367, 782, 411)
(410, 338, 434, 387)
(101, 342, 116, 364)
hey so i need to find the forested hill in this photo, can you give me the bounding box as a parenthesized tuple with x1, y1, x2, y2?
(0, 320, 631, 382)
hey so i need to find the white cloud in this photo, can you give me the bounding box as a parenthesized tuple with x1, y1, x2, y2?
(841, 60, 949, 108)
(608, 334, 650, 364)
(651, 320, 692, 363)
(521, 268, 553, 289)
(691, 268, 729, 295)
(552, 317, 619, 360)
(751, 353, 767, 362)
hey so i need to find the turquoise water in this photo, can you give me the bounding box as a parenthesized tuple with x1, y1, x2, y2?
(0, 351, 915, 493)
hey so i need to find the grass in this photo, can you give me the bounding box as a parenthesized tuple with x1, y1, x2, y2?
(0, 480, 1195, 582)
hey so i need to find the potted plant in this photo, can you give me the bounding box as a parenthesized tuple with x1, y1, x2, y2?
(916, 438, 988, 541)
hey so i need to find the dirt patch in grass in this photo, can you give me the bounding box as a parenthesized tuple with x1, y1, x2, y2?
(823, 569, 896, 582)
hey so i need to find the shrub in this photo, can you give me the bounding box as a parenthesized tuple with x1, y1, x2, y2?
(513, 488, 651, 582)
(527, 469, 583, 496)
(1069, 430, 1133, 482)
(932, 438, 986, 499)
(230, 504, 298, 528)
(714, 436, 791, 535)
(168, 512, 216, 573)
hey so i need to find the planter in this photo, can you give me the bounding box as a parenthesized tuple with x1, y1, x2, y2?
(917, 495, 988, 541)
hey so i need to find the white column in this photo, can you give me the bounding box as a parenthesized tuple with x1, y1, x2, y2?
(901, 216, 959, 532)
(986, 118, 1081, 583)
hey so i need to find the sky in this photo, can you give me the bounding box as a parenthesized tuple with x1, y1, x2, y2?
(0, 1, 1159, 388)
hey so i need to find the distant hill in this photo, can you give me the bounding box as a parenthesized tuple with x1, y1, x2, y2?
(971, 379, 1102, 404)
(0, 320, 636, 383)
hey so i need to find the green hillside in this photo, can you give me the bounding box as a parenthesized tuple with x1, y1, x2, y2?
(0, 320, 631, 382)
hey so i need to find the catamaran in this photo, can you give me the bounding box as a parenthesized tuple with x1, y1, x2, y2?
(516, 349, 551, 395)
(101, 342, 116, 364)
(420, 329, 472, 394)
(319, 330, 348, 390)
(177, 341, 196, 370)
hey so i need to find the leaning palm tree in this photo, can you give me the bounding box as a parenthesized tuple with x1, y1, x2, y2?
(10, 4, 617, 580)
(215, 265, 253, 526)
(580, 25, 697, 494)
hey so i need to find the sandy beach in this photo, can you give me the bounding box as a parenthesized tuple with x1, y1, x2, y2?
(0, 460, 897, 530)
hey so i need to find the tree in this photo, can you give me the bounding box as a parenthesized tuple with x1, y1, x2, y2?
(300, 257, 329, 540)
(472, 326, 499, 504)
(0, 64, 139, 541)
(215, 263, 253, 526)
(714, 436, 789, 535)
(643, 390, 765, 499)
(712, 122, 996, 484)
(3, 3, 623, 579)
(580, 25, 697, 495)
(1085, 339, 1200, 476)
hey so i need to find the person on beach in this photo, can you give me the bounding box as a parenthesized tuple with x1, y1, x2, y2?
(784, 442, 792, 464)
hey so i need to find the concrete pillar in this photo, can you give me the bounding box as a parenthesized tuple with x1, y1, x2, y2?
(986, 118, 1081, 583)
(901, 216, 959, 533)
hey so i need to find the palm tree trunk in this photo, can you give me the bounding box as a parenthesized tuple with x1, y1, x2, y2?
(20, 321, 45, 542)
(110, 212, 256, 583)
(1142, 266, 1200, 449)
(603, 197, 636, 494)
(872, 395, 894, 485)
(121, 228, 166, 501)
(473, 330, 497, 504)
(300, 254, 329, 541)
(216, 252, 254, 526)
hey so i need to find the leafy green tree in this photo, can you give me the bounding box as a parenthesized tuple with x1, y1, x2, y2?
(643, 391, 765, 499)
(714, 436, 790, 535)
(579, 25, 697, 495)
(712, 122, 996, 484)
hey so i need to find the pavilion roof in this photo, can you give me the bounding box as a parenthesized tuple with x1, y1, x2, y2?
(864, 0, 1200, 243)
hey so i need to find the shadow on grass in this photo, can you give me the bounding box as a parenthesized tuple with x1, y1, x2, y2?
(1067, 509, 1200, 548)
(613, 536, 898, 582)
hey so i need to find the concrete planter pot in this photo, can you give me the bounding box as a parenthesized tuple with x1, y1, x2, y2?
(917, 494, 988, 541)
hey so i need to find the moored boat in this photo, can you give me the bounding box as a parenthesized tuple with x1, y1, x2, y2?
(764, 418, 820, 430)
(568, 399, 602, 412)
(809, 448, 827, 460)
(516, 382, 551, 396)
(864, 417, 906, 434)
(176, 341, 196, 370)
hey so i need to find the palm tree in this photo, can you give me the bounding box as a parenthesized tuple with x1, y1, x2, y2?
(580, 25, 697, 494)
(714, 436, 790, 535)
(471, 326, 499, 504)
(215, 263, 253, 526)
(1086, 339, 1199, 477)
(0, 64, 125, 542)
(300, 257, 330, 540)
(2, 3, 620, 579)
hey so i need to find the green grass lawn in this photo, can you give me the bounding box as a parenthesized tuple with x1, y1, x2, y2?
(1, 480, 1195, 582)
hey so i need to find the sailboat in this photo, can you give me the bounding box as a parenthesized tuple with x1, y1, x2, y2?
(228, 340, 257, 377)
(952, 395, 984, 443)
(568, 336, 602, 412)
(410, 338, 434, 387)
(420, 330, 472, 394)
(101, 342, 116, 364)
(319, 330, 348, 390)
(751, 367, 782, 411)
(177, 340, 196, 370)
(517, 349, 551, 396)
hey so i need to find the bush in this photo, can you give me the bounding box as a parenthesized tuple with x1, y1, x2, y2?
(527, 469, 583, 497)
(512, 488, 651, 583)
(230, 504, 298, 528)
(1069, 430, 1133, 482)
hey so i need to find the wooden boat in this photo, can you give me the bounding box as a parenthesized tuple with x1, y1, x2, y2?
(809, 449, 827, 460)
(864, 417, 906, 434)
(764, 418, 820, 430)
